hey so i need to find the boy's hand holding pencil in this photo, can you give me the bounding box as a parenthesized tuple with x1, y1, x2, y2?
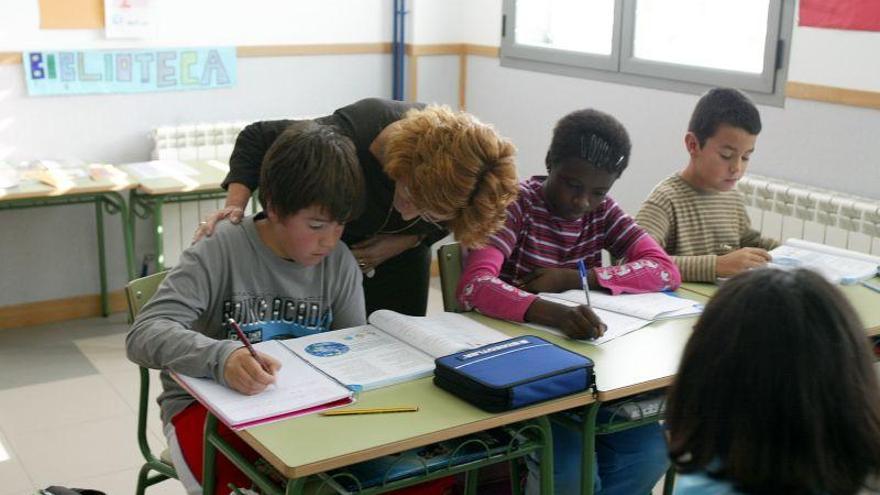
(223, 318, 282, 395)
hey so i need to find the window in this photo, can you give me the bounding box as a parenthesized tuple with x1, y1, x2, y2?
(501, 0, 794, 105)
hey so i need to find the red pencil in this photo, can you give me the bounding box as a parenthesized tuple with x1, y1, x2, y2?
(227, 318, 273, 374)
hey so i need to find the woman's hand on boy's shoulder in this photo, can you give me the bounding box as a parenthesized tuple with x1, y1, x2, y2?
(223, 348, 282, 395)
(517, 267, 579, 293)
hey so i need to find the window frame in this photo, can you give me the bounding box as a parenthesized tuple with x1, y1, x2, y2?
(499, 0, 795, 106)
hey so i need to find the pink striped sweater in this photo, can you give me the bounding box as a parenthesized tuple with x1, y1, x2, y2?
(457, 177, 681, 322)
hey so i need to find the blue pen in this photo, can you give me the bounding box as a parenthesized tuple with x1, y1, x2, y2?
(861, 279, 880, 294)
(577, 259, 592, 308)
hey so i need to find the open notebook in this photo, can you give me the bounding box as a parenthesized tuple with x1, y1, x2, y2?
(769, 238, 880, 284)
(174, 311, 509, 429)
(539, 290, 703, 321)
(173, 339, 354, 430)
(283, 310, 509, 391)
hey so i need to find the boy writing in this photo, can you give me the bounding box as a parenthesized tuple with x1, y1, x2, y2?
(126, 121, 366, 494)
(636, 87, 778, 282)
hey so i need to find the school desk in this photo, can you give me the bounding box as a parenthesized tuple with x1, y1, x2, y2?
(0, 172, 137, 315)
(681, 278, 880, 335)
(202, 376, 596, 495)
(128, 160, 229, 271)
(470, 305, 702, 495)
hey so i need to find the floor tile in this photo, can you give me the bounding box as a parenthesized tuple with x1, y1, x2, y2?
(0, 340, 97, 390)
(59, 466, 187, 495)
(0, 430, 34, 495)
(8, 414, 145, 487)
(74, 331, 132, 375)
(0, 375, 131, 434)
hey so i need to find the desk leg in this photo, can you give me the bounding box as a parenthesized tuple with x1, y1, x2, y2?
(94, 198, 109, 317)
(102, 191, 136, 281)
(152, 197, 166, 271)
(536, 415, 555, 495)
(580, 402, 599, 495)
(203, 413, 219, 495)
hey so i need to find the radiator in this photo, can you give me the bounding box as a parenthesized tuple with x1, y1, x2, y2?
(738, 174, 880, 255)
(148, 121, 252, 268)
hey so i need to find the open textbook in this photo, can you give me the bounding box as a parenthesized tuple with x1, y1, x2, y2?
(769, 238, 880, 284)
(283, 310, 509, 391)
(539, 290, 703, 321)
(173, 339, 354, 430)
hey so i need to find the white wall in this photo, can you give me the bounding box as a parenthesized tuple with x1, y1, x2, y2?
(0, 1, 393, 306)
(4, 0, 880, 309)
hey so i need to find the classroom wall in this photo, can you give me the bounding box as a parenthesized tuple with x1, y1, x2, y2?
(0, 1, 393, 307)
(3, 0, 880, 311)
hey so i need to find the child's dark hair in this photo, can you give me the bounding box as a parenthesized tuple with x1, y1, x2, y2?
(666, 268, 880, 495)
(545, 109, 631, 176)
(259, 121, 363, 222)
(688, 87, 762, 147)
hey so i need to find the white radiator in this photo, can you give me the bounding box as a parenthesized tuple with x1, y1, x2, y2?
(149, 121, 252, 268)
(738, 174, 880, 255)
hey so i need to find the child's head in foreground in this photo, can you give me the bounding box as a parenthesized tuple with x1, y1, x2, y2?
(666, 268, 880, 495)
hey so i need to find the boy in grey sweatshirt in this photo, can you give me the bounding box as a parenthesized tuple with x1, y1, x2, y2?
(127, 121, 366, 494)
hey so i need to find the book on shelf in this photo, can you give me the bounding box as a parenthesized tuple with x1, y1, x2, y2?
(172, 339, 354, 430)
(282, 310, 509, 391)
(769, 238, 880, 284)
(173, 310, 509, 429)
(539, 289, 703, 321)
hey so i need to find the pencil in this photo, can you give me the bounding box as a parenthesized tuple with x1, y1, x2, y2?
(227, 318, 272, 374)
(321, 406, 419, 416)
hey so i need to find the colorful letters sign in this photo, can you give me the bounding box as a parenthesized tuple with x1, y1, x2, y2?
(23, 47, 236, 96)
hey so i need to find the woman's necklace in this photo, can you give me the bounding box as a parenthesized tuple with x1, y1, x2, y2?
(374, 201, 420, 235)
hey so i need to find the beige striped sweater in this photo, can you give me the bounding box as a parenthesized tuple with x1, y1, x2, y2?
(635, 174, 779, 282)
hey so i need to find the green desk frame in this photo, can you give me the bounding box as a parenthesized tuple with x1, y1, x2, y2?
(0, 190, 135, 316)
(202, 412, 557, 495)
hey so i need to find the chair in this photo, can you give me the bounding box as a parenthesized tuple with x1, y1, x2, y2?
(437, 243, 464, 313)
(125, 271, 178, 495)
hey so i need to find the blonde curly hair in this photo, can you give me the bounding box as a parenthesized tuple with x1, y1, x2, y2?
(383, 105, 519, 247)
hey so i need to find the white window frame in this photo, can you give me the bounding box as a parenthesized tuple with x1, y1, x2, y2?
(500, 0, 795, 106)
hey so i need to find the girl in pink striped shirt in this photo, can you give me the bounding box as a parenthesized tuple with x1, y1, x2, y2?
(458, 109, 681, 339)
(457, 109, 680, 494)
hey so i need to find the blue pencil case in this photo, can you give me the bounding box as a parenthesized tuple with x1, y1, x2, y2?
(434, 335, 594, 412)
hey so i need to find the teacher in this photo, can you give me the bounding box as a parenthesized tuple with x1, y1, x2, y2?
(195, 98, 519, 316)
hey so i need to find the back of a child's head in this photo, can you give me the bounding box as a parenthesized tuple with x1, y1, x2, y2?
(259, 121, 364, 222)
(688, 87, 762, 147)
(545, 108, 631, 176)
(667, 268, 880, 494)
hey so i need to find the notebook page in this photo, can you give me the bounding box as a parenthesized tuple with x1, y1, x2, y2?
(540, 290, 699, 320)
(771, 239, 880, 284)
(281, 325, 435, 391)
(175, 340, 351, 426)
(369, 310, 509, 358)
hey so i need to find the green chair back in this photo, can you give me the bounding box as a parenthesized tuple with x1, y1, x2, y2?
(125, 271, 178, 495)
(438, 243, 464, 313)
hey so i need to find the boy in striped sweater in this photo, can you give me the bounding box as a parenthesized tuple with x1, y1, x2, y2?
(636, 87, 779, 282)
(457, 109, 679, 494)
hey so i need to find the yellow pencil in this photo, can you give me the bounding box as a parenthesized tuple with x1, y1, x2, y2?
(321, 406, 419, 416)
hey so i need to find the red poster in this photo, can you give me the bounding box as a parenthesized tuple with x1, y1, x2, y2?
(800, 0, 880, 31)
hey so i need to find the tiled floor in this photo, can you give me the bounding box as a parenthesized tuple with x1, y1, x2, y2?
(0, 283, 447, 495)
